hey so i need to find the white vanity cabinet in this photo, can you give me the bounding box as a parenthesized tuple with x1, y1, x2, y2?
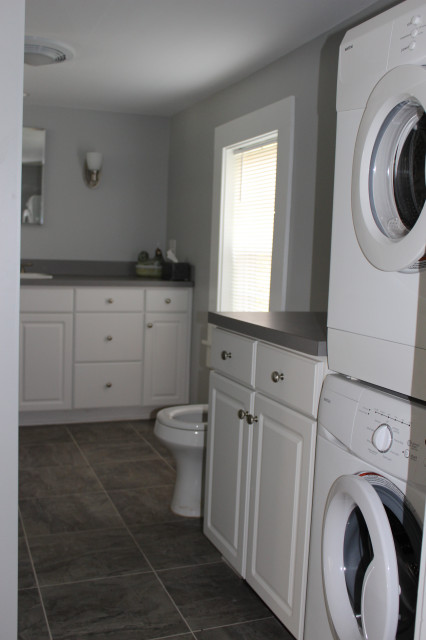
(19, 284, 192, 422)
(143, 288, 192, 407)
(204, 326, 325, 640)
(19, 287, 73, 411)
(74, 287, 145, 409)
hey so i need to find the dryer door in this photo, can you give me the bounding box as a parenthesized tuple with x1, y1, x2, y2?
(322, 473, 421, 640)
(352, 65, 426, 272)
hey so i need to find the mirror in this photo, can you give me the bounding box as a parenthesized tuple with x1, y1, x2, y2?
(21, 127, 46, 225)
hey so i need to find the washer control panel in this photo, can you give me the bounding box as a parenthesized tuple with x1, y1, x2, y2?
(351, 387, 426, 487)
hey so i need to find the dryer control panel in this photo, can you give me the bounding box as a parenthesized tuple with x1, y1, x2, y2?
(351, 386, 426, 487)
(389, 8, 426, 66)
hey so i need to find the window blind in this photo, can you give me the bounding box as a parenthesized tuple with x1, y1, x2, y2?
(220, 136, 278, 312)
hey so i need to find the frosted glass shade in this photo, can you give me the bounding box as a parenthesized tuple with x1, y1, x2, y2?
(86, 152, 103, 171)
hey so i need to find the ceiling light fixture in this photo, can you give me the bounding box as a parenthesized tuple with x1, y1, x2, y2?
(24, 36, 74, 67)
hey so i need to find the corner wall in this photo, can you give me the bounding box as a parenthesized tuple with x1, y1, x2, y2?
(0, 0, 24, 635)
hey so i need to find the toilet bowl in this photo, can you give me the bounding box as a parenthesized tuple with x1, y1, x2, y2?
(154, 404, 208, 517)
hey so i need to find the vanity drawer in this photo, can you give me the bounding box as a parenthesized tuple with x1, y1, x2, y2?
(74, 362, 142, 408)
(20, 287, 73, 313)
(255, 342, 324, 418)
(211, 327, 256, 387)
(146, 288, 190, 312)
(75, 287, 144, 312)
(75, 313, 143, 362)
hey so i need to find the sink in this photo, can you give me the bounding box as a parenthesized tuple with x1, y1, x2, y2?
(20, 273, 53, 279)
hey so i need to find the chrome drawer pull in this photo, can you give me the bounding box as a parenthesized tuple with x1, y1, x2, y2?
(237, 409, 248, 420)
(246, 413, 258, 425)
(106, 335, 113, 341)
(221, 350, 232, 360)
(165, 298, 171, 304)
(105, 382, 112, 388)
(271, 371, 284, 383)
(147, 322, 153, 328)
(107, 298, 114, 304)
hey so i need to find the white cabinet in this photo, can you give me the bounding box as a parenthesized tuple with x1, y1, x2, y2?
(143, 288, 192, 407)
(204, 326, 325, 639)
(19, 284, 192, 420)
(73, 287, 144, 409)
(246, 393, 316, 639)
(20, 288, 73, 411)
(205, 371, 254, 574)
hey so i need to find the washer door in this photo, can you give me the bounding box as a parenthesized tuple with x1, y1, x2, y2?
(352, 65, 426, 272)
(322, 473, 421, 640)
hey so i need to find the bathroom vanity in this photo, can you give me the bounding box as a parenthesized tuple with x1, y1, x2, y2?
(19, 279, 192, 424)
(204, 311, 327, 640)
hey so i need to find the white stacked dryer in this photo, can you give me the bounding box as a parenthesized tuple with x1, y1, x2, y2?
(327, 0, 426, 402)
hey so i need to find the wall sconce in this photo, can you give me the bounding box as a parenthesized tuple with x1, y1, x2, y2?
(84, 151, 103, 188)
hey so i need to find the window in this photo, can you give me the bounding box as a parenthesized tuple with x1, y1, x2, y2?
(220, 133, 278, 311)
(209, 97, 295, 313)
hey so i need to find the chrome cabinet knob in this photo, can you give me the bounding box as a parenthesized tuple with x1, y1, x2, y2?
(107, 298, 114, 304)
(271, 371, 284, 383)
(106, 335, 113, 341)
(221, 350, 232, 360)
(147, 322, 153, 328)
(105, 382, 112, 388)
(165, 298, 171, 304)
(246, 413, 258, 425)
(237, 409, 248, 420)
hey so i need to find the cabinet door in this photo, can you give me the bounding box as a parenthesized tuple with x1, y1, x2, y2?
(20, 313, 73, 410)
(143, 312, 189, 406)
(246, 393, 316, 640)
(204, 372, 254, 576)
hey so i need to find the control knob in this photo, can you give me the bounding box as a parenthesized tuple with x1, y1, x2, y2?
(372, 423, 393, 453)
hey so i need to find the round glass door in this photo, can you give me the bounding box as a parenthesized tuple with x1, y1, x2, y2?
(322, 473, 421, 640)
(369, 100, 426, 244)
(344, 474, 421, 640)
(352, 65, 426, 271)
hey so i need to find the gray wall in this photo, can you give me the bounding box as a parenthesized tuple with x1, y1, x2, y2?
(22, 106, 170, 262)
(167, 0, 398, 403)
(1, 0, 24, 633)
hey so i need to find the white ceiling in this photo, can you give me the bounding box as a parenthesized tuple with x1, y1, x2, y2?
(24, 0, 382, 117)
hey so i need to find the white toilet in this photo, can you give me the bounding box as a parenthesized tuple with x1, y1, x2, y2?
(154, 404, 208, 517)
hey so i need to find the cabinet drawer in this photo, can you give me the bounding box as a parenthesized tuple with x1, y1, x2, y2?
(75, 288, 144, 312)
(211, 328, 256, 387)
(146, 288, 190, 312)
(20, 287, 73, 313)
(75, 313, 143, 362)
(255, 342, 324, 417)
(74, 362, 142, 408)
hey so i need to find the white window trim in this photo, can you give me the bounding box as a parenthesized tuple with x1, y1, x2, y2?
(209, 96, 295, 312)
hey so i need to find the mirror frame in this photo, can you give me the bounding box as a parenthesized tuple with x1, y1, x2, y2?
(21, 127, 46, 225)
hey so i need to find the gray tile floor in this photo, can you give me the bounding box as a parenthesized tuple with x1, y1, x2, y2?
(18, 419, 294, 640)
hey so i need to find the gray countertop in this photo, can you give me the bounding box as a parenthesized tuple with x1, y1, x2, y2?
(20, 275, 192, 287)
(208, 311, 327, 357)
(19, 259, 193, 287)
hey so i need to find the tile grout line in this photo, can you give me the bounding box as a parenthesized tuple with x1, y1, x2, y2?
(128, 420, 176, 472)
(18, 509, 54, 640)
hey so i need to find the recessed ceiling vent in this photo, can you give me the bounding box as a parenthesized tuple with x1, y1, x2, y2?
(24, 37, 74, 66)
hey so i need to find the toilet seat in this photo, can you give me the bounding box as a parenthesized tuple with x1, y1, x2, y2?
(156, 404, 208, 431)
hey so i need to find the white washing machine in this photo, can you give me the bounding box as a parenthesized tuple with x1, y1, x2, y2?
(304, 374, 426, 640)
(327, 0, 426, 402)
